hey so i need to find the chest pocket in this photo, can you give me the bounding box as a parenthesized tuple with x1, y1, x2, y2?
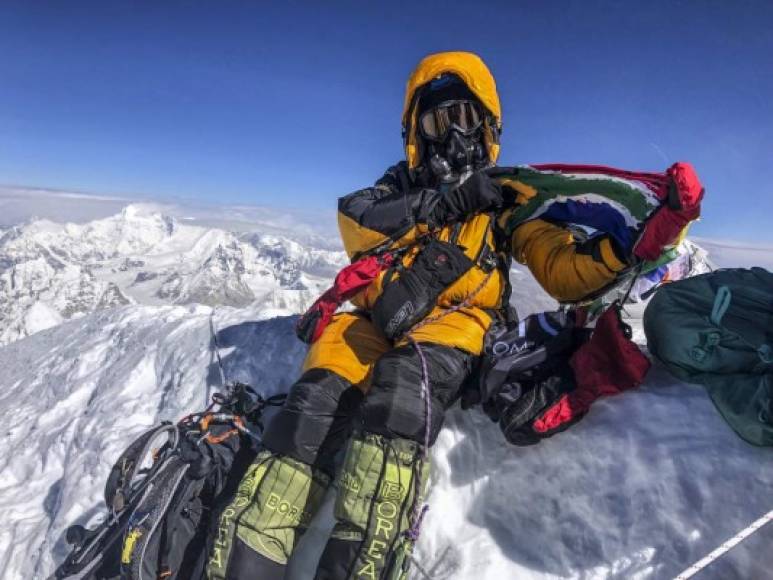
(371, 238, 475, 340)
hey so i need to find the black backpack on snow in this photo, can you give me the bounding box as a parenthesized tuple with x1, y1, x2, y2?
(51, 384, 285, 580)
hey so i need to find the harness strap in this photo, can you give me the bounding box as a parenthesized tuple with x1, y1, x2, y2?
(401, 268, 494, 542)
(449, 221, 463, 245)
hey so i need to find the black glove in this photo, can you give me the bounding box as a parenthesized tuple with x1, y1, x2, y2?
(494, 371, 578, 446)
(426, 171, 504, 229)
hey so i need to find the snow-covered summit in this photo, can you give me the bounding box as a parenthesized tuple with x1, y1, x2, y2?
(1, 299, 772, 580)
(0, 204, 347, 344)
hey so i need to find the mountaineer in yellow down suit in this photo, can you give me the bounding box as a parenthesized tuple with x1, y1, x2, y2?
(208, 51, 629, 580)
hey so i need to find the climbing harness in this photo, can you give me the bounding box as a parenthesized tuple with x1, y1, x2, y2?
(403, 269, 494, 541)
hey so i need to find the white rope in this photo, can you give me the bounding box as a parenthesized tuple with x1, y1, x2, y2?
(209, 307, 228, 388)
(673, 508, 773, 579)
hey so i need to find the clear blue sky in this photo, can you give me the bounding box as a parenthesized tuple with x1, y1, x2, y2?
(1, 0, 771, 240)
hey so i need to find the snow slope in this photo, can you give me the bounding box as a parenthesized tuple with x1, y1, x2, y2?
(2, 299, 772, 579)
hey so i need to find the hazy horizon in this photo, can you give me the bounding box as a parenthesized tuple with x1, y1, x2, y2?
(4, 185, 773, 274)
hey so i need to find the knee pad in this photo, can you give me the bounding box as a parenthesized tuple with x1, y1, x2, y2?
(362, 344, 473, 444)
(262, 368, 363, 474)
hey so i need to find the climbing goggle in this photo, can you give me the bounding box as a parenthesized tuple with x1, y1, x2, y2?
(418, 99, 483, 142)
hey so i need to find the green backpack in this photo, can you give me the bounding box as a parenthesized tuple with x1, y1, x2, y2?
(643, 267, 773, 446)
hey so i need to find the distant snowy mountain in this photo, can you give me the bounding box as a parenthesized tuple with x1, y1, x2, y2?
(0, 185, 340, 247)
(1, 201, 722, 347)
(0, 204, 347, 345)
(690, 236, 773, 270)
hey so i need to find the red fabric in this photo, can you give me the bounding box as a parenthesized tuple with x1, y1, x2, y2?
(532, 393, 575, 435)
(633, 204, 701, 261)
(633, 162, 704, 261)
(297, 253, 394, 343)
(533, 307, 651, 434)
(667, 162, 704, 209)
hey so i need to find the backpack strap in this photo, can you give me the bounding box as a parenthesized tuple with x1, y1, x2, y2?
(707, 285, 772, 372)
(120, 457, 192, 578)
(104, 423, 179, 513)
(487, 212, 516, 323)
(710, 286, 732, 326)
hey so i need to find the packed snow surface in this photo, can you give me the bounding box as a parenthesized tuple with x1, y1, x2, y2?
(2, 296, 772, 579)
(0, 204, 772, 579)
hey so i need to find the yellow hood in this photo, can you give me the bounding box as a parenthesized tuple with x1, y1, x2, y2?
(402, 51, 501, 169)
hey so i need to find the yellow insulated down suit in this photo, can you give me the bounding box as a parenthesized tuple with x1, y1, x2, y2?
(308, 176, 508, 381)
(208, 51, 514, 580)
(508, 217, 628, 302)
(208, 51, 616, 580)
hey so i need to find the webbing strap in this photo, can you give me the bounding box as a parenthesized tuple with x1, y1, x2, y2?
(449, 221, 463, 245)
(701, 286, 772, 370)
(472, 214, 496, 271)
(710, 286, 732, 326)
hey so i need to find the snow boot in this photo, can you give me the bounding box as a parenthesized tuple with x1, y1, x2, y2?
(315, 432, 430, 580)
(207, 450, 330, 579)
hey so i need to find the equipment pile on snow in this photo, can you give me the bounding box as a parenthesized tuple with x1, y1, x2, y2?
(53, 383, 285, 580)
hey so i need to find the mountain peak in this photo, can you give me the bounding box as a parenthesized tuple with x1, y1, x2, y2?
(0, 205, 346, 345)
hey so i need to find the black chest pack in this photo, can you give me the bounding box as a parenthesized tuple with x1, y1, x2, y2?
(371, 217, 508, 340)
